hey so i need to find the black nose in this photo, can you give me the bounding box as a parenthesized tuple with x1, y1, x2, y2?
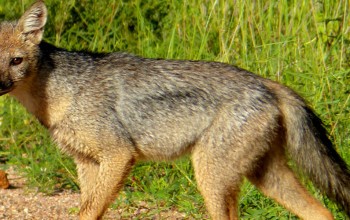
(0, 80, 14, 95)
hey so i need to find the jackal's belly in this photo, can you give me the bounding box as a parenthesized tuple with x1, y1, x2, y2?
(131, 115, 211, 161)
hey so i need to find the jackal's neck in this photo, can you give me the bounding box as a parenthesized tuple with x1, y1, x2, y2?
(10, 77, 71, 129)
(10, 42, 74, 128)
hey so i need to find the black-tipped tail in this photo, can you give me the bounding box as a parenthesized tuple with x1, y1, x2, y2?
(283, 101, 350, 216)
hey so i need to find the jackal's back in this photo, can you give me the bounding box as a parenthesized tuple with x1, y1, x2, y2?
(38, 44, 278, 159)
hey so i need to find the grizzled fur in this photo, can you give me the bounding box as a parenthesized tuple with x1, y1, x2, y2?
(0, 1, 349, 220)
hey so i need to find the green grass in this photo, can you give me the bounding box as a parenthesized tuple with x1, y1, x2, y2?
(0, 0, 349, 219)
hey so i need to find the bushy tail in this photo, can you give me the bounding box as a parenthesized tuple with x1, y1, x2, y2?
(278, 87, 350, 216)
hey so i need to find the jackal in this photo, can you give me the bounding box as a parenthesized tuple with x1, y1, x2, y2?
(0, 1, 349, 220)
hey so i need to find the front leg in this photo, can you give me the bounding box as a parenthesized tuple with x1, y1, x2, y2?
(75, 157, 100, 206)
(78, 148, 135, 220)
(51, 122, 136, 219)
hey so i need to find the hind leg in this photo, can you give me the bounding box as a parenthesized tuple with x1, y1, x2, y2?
(247, 146, 334, 220)
(192, 146, 242, 220)
(190, 107, 285, 219)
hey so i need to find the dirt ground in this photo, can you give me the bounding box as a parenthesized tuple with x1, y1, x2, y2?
(0, 167, 142, 219)
(0, 167, 190, 220)
(0, 167, 82, 220)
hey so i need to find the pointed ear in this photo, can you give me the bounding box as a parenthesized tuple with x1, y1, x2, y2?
(17, 1, 48, 45)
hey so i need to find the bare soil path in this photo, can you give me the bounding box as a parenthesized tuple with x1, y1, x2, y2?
(0, 167, 81, 220)
(0, 167, 191, 220)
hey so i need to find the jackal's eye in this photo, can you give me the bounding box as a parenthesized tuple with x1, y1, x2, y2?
(10, 57, 23, 66)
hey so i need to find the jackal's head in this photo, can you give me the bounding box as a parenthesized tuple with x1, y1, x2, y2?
(0, 1, 47, 95)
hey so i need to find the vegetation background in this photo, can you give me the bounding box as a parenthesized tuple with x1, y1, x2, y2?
(0, 0, 349, 219)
